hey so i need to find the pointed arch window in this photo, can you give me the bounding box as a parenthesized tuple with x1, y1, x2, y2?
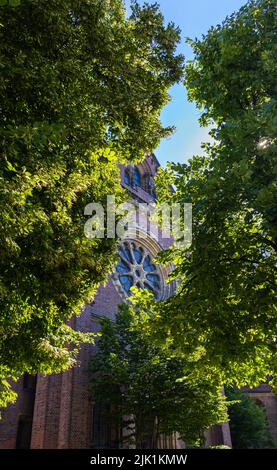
(133, 167, 141, 187)
(124, 169, 131, 186)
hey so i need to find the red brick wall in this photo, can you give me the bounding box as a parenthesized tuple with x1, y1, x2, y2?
(0, 377, 36, 449)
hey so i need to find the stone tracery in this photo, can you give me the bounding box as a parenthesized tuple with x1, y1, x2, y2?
(114, 240, 162, 299)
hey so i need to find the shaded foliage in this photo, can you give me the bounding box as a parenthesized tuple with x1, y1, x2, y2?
(91, 305, 228, 448)
(226, 386, 276, 448)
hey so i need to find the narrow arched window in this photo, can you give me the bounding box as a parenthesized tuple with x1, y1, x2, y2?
(133, 167, 141, 187)
(143, 173, 150, 193)
(124, 169, 131, 186)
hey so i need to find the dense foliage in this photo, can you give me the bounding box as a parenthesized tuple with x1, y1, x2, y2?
(91, 305, 229, 448)
(0, 0, 183, 408)
(226, 386, 276, 448)
(131, 0, 277, 390)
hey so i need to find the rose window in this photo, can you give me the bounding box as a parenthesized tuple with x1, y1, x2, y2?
(114, 241, 162, 299)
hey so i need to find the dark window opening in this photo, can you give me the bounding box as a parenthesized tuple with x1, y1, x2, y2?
(124, 170, 131, 186)
(91, 402, 120, 449)
(133, 168, 141, 187)
(23, 373, 37, 391)
(142, 173, 151, 193)
(16, 416, 33, 449)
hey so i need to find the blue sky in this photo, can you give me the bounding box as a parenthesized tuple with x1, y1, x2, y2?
(126, 0, 247, 167)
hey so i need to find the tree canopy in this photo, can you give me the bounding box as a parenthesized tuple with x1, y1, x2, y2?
(0, 0, 183, 408)
(91, 304, 228, 448)
(130, 0, 277, 391)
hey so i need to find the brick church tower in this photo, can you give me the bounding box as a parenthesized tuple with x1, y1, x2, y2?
(0, 154, 233, 449)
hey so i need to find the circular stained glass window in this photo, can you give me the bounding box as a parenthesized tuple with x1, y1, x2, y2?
(114, 241, 162, 299)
